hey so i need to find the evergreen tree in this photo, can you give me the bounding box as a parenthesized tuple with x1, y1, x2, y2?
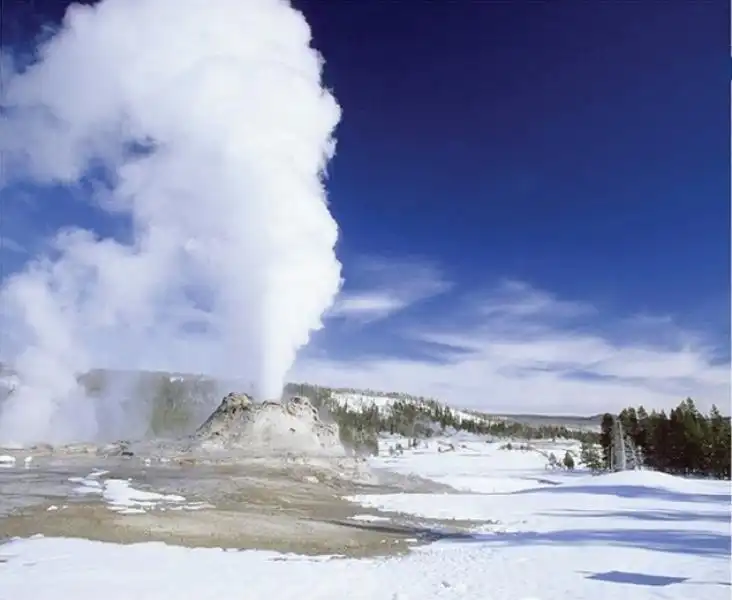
(563, 450, 575, 470)
(579, 441, 604, 472)
(708, 405, 731, 479)
(634, 405, 649, 461)
(647, 410, 670, 470)
(599, 413, 614, 469)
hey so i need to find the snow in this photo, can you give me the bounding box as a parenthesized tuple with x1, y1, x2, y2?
(350, 514, 391, 523)
(330, 391, 402, 411)
(69, 472, 198, 513)
(0, 435, 729, 599)
(0, 454, 35, 469)
(330, 391, 489, 425)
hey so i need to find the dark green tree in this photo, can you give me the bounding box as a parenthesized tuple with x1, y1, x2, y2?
(563, 450, 575, 470)
(579, 441, 604, 472)
(599, 413, 614, 469)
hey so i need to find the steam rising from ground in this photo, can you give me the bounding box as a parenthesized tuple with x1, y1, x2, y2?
(0, 0, 342, 445)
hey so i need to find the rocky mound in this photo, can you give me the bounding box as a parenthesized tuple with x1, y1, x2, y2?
(192, 393, 345, 456)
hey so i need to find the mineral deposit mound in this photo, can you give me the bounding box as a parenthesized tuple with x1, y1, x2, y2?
(192, 393, 346, 457)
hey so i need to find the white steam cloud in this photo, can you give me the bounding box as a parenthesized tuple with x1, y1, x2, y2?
(0, 0, 342, 445)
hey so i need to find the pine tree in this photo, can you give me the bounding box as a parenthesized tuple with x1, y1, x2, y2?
(600, 413, 614, 469)
(563, 450, 575, 470)
(580, 441, 604, 472)
(635, 405, 649, 463)
(709, 405, 731, 479)
(649, 410, 671, 471)
(667, 407, 688, 473)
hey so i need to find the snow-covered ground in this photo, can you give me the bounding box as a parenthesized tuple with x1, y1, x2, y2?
(0, 435, 729, 600)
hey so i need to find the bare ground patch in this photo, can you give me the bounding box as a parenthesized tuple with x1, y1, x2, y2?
(0, 457, 481, 558)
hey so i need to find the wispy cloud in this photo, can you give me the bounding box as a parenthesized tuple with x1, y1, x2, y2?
(294, 279, 729, 415)
(327, 256, 451, 322)
(477, 279, 595, 320)
(0, 237, 25, 254)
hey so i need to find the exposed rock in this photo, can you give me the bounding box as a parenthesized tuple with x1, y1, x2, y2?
(58, 442, 98, 455)
(195, 392, 254, 437)
(193, 393, 345, 456)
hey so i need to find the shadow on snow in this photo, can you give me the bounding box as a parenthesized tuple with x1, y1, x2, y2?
(500, 483, 730, 505)
(583, 570, 689, 587)
(538, 508, 731, 524)
(580, 569, 730, 588)
(329, 520, 731, 559)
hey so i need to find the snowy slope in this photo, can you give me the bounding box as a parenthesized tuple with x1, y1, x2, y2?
(330, 390, 491, 425)
(0, 436, 729, 599)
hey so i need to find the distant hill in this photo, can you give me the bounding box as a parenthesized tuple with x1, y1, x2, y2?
(0, 367, 602, 449)
(480, 413, 603, 432)
(307, 388, 602, 433)
(286, 382, 601, 451)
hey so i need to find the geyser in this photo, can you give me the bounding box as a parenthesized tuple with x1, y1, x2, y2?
(0, 0, 342, 445)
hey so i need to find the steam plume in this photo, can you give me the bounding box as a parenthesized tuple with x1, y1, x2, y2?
(0, 0, 342, 445)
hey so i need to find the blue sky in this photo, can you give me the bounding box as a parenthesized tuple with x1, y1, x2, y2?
(1, 1, 729, 415)
(294, 1, 730, 414)
(302, 1, 728, 328)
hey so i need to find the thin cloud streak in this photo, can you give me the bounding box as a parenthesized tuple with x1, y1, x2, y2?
(293, 280, 729, 415)
(0, 237, 25, 254)
(327, 256, 451, 322)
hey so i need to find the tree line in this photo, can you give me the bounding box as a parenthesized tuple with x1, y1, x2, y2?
(286, 382, 599, 455)
(598, 398, 730, 480)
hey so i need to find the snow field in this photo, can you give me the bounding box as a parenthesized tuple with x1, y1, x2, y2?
(0, 434, 728, 600)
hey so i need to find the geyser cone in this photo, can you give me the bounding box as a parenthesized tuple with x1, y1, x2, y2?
(194, 393, 345, 456)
